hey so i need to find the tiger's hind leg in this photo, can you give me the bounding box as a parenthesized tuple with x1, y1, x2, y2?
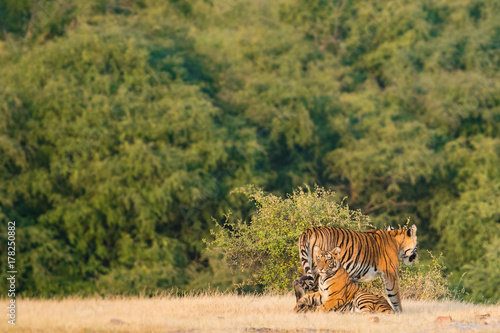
(353, 293, 395, 314)
(353, 293, 374, 314)
(378, 305, 395, 314)
(374, 295, 395, 314)
(298, 231, 318, 292)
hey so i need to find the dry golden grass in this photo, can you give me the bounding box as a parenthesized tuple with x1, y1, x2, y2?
(2, 293, 499, 333)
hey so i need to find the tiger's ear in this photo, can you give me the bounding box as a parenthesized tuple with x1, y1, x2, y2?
(386, 226, 394, 231)
(407, 224, 417, 238)
(331, 247, 341, 258)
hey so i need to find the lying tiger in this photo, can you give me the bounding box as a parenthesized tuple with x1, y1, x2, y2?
(294, 247, 394, 314)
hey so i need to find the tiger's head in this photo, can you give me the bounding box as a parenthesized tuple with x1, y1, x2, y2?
(314, 247, 342, 277)
(398, 224, 418, 265)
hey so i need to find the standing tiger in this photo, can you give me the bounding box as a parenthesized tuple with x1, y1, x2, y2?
(294, 247, 394, 314)
(294, 225, 418, 313)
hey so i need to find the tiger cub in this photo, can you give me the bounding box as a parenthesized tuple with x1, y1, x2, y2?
(294, 247, 395, 314)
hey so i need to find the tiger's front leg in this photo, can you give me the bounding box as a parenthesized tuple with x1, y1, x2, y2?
(382, 271, 402, 313)
(293, 275, 314, 302)
(316, 298, 345, 313)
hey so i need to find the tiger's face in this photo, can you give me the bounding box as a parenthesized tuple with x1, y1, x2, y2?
(399, 224, 418, 265)
(315, 247, 342, 276)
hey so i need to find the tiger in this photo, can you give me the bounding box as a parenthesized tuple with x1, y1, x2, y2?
(294, 247, 395, 314)
(294, 225, 418, 313)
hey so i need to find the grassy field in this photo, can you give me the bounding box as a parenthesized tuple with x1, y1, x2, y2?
(2, 293, 499, 332)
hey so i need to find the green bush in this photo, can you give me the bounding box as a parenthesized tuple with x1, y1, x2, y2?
(208, 186, 454, 300)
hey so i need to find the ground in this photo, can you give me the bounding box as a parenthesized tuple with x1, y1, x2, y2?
(2, 293, 499, 332)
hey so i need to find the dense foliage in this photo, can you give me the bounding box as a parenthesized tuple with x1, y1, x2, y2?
(0, 0, 499, 302)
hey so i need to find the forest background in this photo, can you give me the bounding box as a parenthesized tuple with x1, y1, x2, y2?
(0, 0, 499, 303)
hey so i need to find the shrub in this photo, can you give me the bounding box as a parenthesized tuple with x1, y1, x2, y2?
(207, 185, 455, 300)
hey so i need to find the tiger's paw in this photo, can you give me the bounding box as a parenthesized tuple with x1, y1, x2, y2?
(299, 275, 314, 290)
(316, 304, 330, 313)
(295, 297, 316, 313)
(294, 275, 314, 301)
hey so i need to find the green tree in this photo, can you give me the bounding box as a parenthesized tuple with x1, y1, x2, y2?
(1, 0, 499, 301)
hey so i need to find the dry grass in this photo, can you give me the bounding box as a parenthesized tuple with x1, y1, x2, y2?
(2, 293, 499, 333)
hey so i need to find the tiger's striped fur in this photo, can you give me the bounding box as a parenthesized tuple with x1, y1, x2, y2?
(294, 247, 394, 314)
(295, 225, 418, 313)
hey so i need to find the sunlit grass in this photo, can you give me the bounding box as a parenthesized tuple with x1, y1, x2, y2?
(3, 292, 499, 332)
